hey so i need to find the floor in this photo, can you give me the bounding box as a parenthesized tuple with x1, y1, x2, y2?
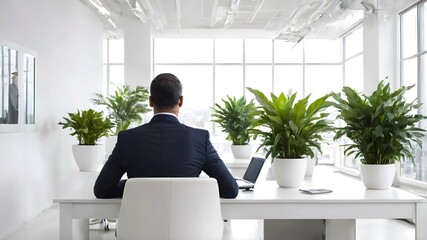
(4, 204, 415, 240)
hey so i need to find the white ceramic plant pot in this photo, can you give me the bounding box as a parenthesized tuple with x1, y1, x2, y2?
(72, 145, 105, 172)
(360, 163, 396, 190)
(273, 158, 307, 188)
(105, 135, 118, 156)
(231, 144, 252, 159)
(305, 156, 317, 178)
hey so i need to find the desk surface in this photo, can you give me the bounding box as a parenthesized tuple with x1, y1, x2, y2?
(54, 167, 426, 204)
(53, 166, 427, 240)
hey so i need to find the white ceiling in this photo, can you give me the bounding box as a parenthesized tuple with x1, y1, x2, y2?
(81, 0, 406, 41)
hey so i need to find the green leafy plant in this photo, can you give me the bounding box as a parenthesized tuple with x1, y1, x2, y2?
(332, 79, 427, 165)
(58, 109, 113, 145)
(211, 96, 259, 145)
(92, 85, 150, 135)
(248, 88, 333, 160)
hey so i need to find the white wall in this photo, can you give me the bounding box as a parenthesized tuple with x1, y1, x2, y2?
(363, 10, 399, 94)
(122, 7, 152, 88)
(0, 0, 104, 238)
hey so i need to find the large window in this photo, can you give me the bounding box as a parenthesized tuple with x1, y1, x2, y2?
(153, 37, 353, 164)
(400, 2, 427, 185)
(103, 38, 124, 95)
(344, 27, 364, 91)
(340, 26, 364, 171)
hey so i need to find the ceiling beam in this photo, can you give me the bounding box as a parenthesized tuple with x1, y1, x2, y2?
(88, 0, 111, 16)
(248, 0, 265, 23)
(139, 0, 164, 30)
(224, 0, 240, 29)
(83, 0, 119, 29)
(210, 0, 220, 27)
(126, 0, 149, 23)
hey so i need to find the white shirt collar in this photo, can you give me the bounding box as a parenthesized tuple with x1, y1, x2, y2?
(154, 112, 178, 119)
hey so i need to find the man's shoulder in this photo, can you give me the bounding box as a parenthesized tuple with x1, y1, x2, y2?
(119, 122, 209, 137)
(117, 124, 147, 136)
(182, 124, 208, 134)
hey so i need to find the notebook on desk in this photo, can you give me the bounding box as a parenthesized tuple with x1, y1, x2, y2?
(234, 157, 266, 190)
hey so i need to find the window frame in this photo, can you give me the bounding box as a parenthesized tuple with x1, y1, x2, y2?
(152, 37, 345, 165)
(337, 23, 365, 174)
(103, 38, 125, 95)
(398, 1, 427, 189)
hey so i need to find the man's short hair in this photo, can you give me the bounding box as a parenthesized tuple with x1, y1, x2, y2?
(150, 73, 182, 109)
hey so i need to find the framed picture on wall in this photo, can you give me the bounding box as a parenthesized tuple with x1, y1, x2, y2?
(0, 39, 36, 132)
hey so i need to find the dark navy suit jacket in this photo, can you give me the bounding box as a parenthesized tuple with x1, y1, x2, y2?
(94, 114, 239, 199)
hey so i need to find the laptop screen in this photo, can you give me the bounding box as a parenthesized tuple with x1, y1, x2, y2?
(242, 157, 266, 183)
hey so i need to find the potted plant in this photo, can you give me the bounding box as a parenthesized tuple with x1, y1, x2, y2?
(332, 79, 426, 189)
(59, 109, 113, 171)
(248, 88, 333, 188)
(211, 96, 259, 158)
(91, 84, 150, 154)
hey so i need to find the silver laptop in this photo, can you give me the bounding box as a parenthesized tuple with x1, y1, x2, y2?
(235, 157, 266, 190)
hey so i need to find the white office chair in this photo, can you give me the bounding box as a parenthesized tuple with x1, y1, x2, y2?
(117, 177, 224, 240)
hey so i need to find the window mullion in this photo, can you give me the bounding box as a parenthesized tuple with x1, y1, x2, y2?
(418, 2, 425, 105)
(243, 39, 246, 97)
(272, 39, 275, 93)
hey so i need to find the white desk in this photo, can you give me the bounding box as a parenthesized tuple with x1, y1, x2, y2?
(54, 167, 427, 240)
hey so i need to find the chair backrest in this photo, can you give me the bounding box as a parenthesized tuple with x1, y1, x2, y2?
(117, 177, 224, 240)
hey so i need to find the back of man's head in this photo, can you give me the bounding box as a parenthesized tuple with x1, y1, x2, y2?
(150, 73, 182, 109)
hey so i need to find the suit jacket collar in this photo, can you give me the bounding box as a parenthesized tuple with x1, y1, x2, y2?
(150, 114, 181, 124)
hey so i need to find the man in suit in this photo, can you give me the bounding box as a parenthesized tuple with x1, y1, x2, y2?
(94, 73, 239, 199)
